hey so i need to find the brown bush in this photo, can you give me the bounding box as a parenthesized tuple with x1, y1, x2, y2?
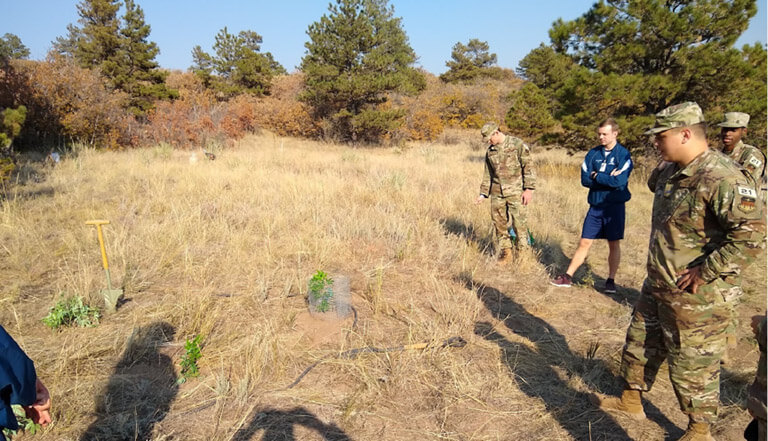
(390, 72, 523, 143)
(251, 74, 321, 138)
(145, 73, 255, 148)
(3, 56, 136, 148)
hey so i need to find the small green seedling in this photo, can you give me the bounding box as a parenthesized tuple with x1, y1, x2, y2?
(178, 334, 203, 384)
(308, 270, 334, 313)
(2, 405, 42, 439)
(42, 295, 100, 329)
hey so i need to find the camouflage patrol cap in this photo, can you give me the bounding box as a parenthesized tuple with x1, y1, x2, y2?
(481, 122, 499, 142)
(644, 102, 705, 135)
(717, 112, 750, 128)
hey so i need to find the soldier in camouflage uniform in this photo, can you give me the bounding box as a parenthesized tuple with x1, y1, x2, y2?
(745, 315, 766, 441)
(718, 112, 766, 190)
(475, 122, 536, 263)
(592, 103, 766, 441)
(716, 112, 767, 363)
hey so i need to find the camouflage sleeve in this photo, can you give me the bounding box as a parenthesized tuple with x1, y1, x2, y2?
(699, 180, 767, 282)
(647, 161, 665, 192)
(479, 154, 491, 196)
(743, 148, 767, 182)
(519, 141, 536, 190)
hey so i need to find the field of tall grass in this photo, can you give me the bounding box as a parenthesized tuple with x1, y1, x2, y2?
(1, 133, 764, 440)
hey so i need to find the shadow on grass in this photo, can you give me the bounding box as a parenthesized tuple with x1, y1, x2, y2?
(462, 275, 683, 440)
(440, 216, 495, 256)
(81, 322, 178, 441)
(232, 407, 352, 441)
(533, 236, 640, 306)
(720, 366, 754, 406)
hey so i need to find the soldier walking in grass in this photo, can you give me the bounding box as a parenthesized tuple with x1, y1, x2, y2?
(716, 112, 767, 364)
(550, 118, 633, 293)
(591, 102, 766, 441)
(474, 122, 536, 263)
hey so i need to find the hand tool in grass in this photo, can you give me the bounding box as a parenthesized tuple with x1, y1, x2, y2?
(85, 220, 123, 313)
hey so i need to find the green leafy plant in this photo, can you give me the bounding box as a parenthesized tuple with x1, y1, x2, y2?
(308, 270, 334, 313)
(178, 334, 203, 384)
(42, 295, 100, 329)
(2, 404, 42, 439)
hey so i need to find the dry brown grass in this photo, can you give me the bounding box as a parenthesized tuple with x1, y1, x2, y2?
(1, 134, 764, 440)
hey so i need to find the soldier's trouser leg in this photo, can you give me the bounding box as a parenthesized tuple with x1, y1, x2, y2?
(506, 197, 529, 249)
(661, 282, 729, 424)
(490, 195, 513, 251)
(723, 285, 743, 345)
(621, 282, 668, 391)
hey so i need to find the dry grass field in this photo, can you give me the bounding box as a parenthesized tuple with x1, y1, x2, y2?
(1, 132, 765, 441)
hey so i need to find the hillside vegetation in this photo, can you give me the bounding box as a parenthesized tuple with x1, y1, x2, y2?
(1, 134, 764, 440)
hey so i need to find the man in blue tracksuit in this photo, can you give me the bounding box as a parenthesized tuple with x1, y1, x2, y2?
(1, 325, 52, 435)
(551, 118, 633, 293)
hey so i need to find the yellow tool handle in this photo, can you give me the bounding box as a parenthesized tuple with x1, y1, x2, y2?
(86, 220, 110, 270)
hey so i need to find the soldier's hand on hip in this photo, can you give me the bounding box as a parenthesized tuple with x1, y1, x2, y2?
(676, 266, 704, 294)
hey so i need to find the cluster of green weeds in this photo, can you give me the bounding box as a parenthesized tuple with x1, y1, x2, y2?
(42, 295, 100, 329)
(2, 405, 42, 439)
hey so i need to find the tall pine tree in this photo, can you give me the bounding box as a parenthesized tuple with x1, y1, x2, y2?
(72, 0, 122, 77)
(516, 0, 766, 151)
(55, 0, 173, 117)
(118, 0, 175, 116)
(191, 27, 285, 97)
(300, 0, 425, 143)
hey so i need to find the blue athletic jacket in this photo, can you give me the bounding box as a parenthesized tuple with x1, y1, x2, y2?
(0, 325, 37, 431)
(580, 142, 633, 207)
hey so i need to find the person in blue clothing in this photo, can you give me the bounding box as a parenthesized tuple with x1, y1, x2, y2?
(1, 325, 52, 436)
(551, 118, 633, 293)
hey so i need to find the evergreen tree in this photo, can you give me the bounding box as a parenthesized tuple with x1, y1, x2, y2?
(52, 24, 83, 58)
(505, 83, 556, 142)
(517, 0, 766, 151)
(191, 27, 285, 97)
(118, 0, 175, 116)
(300, 0, 425, 143)
(72, 0, 123, 78)
(440, 39, 498, 83)
(0, 34, 30, 61)
(54, 0, 173, 117)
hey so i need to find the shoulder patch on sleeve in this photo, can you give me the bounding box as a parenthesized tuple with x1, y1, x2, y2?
(738, 186, 757, 198)
(735, 185, 758, 215)
(748, 156, 763, 168)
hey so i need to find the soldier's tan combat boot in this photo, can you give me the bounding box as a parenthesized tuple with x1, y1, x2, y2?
(590, 389, 646, 420)
(497, 248, 514, 265)
(677, 422, 715, 441)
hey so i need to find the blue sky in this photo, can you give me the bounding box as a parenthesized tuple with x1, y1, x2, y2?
(2, 0, 766, 75)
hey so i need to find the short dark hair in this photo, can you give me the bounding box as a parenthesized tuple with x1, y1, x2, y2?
(689, 122, 707, 139)
(668, 122, 707, 139)
(599, 118, 619, 133)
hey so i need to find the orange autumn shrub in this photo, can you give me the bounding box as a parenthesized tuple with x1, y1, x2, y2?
(6, 56, 136, 148)
(252, 74, 321, 138)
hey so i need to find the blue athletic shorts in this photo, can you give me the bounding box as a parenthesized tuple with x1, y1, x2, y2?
(581, 204, 625, 241)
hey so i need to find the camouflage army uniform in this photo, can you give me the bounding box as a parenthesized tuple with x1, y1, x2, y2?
(718, 114, 767, 349)
(479, 133, 536, 251)
(724, 140, 766, 186)
(746, 316, 766, 440)
(620, 149, 766, 424)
